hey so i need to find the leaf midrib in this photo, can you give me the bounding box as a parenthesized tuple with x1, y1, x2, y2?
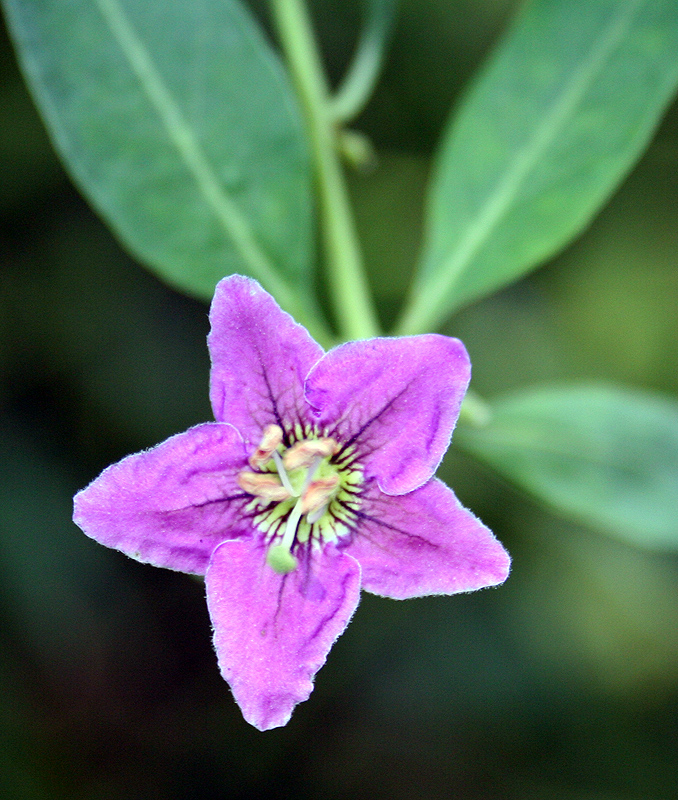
(419, 0, 645, 318)
(94, 0, 291, 298)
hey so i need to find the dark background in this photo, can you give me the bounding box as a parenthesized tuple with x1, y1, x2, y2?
(2, 1, 678, 797)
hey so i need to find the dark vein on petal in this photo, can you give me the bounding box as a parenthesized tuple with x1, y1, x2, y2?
(336, 383, 411, 454)
(308, 567, 354, 643)
(258, 348, 287, 442)
(352, 508, 440, 549)
(188, 492, 251, 510)
(273, 571, 289, 629)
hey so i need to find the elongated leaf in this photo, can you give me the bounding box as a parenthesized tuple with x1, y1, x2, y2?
(3, 0, 315, 320)
(399, 0, 678, 333)
(455, 385, 678, 549)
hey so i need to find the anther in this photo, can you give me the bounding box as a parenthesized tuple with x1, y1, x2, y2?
(300, 476, 339, 516)
(282, 438, 338, 471)
(248, 424, 283, 470)
(237, 471, 291, 502)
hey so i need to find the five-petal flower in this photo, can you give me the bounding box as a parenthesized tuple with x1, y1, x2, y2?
(73, 275, 510, 730)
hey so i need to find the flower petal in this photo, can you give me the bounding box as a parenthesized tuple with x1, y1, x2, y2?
(73, 423, 250, 575)
(344, 478, 510, 599)
(208, 276, 324, 447)
(206, 539, 361, 731)
(305, 335, 470, 494)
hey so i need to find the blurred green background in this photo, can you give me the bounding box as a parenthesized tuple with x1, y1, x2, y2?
(2, 1, 678, 797)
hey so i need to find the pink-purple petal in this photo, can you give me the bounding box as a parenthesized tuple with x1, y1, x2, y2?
(72, 275, 512, 732)
(344, 478, 510, 599)
(206, 539, 361, 731)
(305, 335, 470, 495)
(208, 275, 325, 448)
(73, 423, 251, 575)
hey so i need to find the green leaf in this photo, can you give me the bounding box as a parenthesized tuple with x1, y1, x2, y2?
(398, 0, 678, 334)
(455, 385, 678, 550)
(3, 0, 316, 321)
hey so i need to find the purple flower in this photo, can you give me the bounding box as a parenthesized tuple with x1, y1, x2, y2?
(73, 275, 510, 730)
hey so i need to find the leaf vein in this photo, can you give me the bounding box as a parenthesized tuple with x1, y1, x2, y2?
(420, 0, 645, 320)
(94, 0, 285, 293)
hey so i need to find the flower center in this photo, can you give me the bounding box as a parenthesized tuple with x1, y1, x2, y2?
(237, 424, 363, 574)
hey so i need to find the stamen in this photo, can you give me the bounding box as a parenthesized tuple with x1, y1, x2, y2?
(300, 477, 339, 516)
(237, 472, 291, 502)
(248, 424, 283, 470)
(300, 455, 322, 495)
(307, 503, 329, 525)
(282, 438, 338, 471)
(271, 450, 296, 496)
(266, 496, 304, 574)
(249, 432, 363, 572)
(283, 497, 304, 551)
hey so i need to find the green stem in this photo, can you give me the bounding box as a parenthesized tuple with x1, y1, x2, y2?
(330, 0, 397, 124)
(270, 0, 381, 341)
(96, 0, 334, 348)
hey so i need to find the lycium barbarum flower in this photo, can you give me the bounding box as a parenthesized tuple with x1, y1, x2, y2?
(73, 275, 510, 730)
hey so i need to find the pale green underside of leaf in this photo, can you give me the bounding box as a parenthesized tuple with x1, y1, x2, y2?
(3, 0, 314, 313)
(456, 385, 678, 550)
(407, 0, 678, 330)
